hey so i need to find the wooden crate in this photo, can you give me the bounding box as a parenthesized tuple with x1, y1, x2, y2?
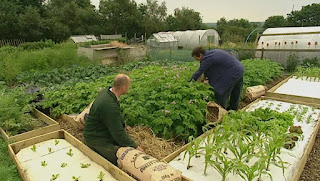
(8, 129, 136, 181)
(266, 75, 320, 106)
(0, 109, 60, 143)
(163, 96, 320, 181)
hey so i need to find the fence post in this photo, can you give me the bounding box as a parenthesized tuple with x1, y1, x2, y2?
(261, 48, 264, 60)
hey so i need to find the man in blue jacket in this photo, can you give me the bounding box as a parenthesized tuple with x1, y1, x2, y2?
(190, 46, 245, 110)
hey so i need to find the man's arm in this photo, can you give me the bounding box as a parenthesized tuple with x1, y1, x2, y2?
(101, 104, 137, 148)
(191, 59, 212, 81)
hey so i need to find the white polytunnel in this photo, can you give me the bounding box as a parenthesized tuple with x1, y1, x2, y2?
(147, 29, 220, 49)
(256, 26, 320, 67)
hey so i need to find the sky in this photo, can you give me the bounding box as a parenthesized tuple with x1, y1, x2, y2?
(90, 0, 320, 23)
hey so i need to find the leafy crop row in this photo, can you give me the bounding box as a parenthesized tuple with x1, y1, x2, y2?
(295, 66, 320, 79)
(41, 59, 283, 140)
(16, 59, 187, 90)
(242, 59, 283, 89)
(0, 87, 39, 136)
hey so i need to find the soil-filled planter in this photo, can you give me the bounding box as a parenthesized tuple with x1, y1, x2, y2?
(267, 75, 320, 106)
(163, 97, 320, 181)
(8, 129, 135, 181)
(0, 109, 60, 143)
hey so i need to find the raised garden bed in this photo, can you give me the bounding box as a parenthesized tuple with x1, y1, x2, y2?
(0, 109, 60, 143)
(267, 75, 320, 106)
(8, 129, 135, 181)
(163, 97, 320, 181)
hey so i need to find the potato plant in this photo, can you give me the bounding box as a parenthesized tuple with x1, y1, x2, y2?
(41, 59, 284, 140)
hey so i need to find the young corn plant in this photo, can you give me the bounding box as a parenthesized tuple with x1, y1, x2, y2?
(209, 153, 234, 181)
(183, 136, 203, 169)
(233, 159, 272, 181)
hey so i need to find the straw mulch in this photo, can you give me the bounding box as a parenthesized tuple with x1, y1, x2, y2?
(127, 125, 184, 160)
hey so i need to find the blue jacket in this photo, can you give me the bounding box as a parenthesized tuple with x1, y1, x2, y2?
(191, 49, 245, 95)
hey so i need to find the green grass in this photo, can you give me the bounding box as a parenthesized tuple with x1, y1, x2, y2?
(0, 139, 21, 181)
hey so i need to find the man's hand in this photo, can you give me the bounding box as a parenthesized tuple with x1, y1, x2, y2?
(136, 146, 144, 152)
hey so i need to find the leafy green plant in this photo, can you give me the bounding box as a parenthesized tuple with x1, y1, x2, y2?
(72, 176, 80, 181)
(50, 174, 59, 181)
(98, 171, 105, 181)
(41, 161, 47, 167)
(66, 149, 73, 157)
(31, 145, 36, 152)
(40, 59, 284, 140)
(0, 87, 39, 136)
(80, 163, 91, 168)
(55, 140, 60, 146)
(286, 54, 300, 72)
(61, 163, 67, 168)
(48, 147, 52, 153)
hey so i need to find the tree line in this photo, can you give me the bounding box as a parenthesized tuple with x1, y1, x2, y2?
(0, 0, 319, 43)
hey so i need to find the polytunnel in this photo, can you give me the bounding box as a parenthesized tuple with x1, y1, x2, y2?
(256, 26, 320, 67)
(148, 29, 220, 49)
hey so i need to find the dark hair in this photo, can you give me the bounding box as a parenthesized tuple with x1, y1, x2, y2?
(191, 46, 205, 57)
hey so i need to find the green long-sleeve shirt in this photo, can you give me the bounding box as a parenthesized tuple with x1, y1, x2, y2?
(84, 88, 137, 148)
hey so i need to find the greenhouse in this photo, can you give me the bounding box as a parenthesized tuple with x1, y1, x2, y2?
(148, 29, 220, 49)
(256, 26, 320, 67)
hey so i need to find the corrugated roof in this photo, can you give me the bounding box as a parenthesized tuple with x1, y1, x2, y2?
(152, 33, 177, 43)
(71, 35, 97, 43)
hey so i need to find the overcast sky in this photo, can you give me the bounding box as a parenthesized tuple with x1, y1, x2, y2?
(90, 0, 320, 22)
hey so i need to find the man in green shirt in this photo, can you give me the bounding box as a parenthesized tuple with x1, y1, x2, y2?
(84, 74, 143, 165)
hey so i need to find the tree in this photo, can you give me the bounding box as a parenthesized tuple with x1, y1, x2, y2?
(0, 0, 22, 40)
(166, 15, 178, 31)
(172, 7, 203, 31)
(19, 6, 43, 41)
(99, 0, 143, 37)
(217, 18, 257, 43)
(139, 0, 167, 37)
(287, 3, 320, 26)
(263, 15, 287, 28)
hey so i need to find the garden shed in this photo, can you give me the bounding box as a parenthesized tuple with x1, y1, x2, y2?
(147, 29, 220, 49)
(256, 26, 320, 67)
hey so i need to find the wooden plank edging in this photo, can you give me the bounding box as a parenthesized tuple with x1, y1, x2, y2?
(8, 130, 136, 181)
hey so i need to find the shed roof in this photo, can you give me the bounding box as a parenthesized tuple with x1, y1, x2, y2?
(152, 33, 177, 43)
(71, 35, 97, 43)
